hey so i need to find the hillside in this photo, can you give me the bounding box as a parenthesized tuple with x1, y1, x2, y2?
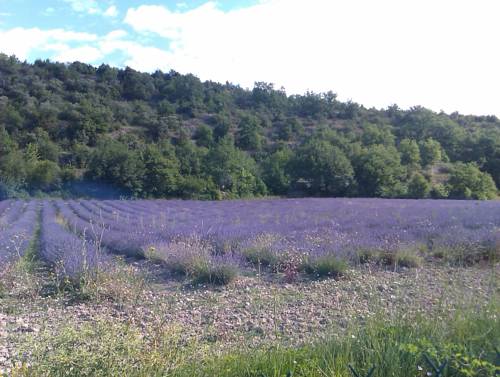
(0, 54, 498, 200)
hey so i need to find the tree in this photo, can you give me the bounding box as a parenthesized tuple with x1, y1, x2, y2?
(293, 140, 355, 196)
(211, 113, 232, 142)
(204, 136, 266, 197)
(361, 124, 395, 146)
(236, 114, 263, 151)
(142, 145, 180, 197)
(407, 173, 430, 198)
(261, 149, 293, 195)
(194, 124, 214, 148)
(447, 163, 497, 200)
(86, 140, 145, 196)
(399, 139, 421, 166)
(27, 160, 60, 190)
(420, 138, 443, 167)
(355, 145, 406, 197)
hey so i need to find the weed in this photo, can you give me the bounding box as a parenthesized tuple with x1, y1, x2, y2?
(300, 255, 348, 279)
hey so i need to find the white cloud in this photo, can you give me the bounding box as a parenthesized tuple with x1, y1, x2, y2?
(1, 0, 498, 115)
(104, 5, 118, 18)
(62, 0, 101, 15)
(42, 7, 56, 16)
(0, 27, 97, 60)
(123, 0, 500, 116)
(53, 45, 103, 63)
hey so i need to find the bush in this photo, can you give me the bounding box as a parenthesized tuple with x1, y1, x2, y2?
(447, 162, 497, 200)
(191, 263, 238, 286)
(243, 247, 280, 269)
(430, 183, 449, 199)
(354, 249, 378, 264)
(300, 255, 348, 279)
(431, 243, 500, 266)
(378, 250, 422, 268)
(407, 173, 430, 198)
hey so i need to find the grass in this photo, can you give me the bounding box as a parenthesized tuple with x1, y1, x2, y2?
(243, 247, 281, 270)
(11, 301, 499, 377)
(299, 255, 348, 279)
(431, 243, 500, 266)
(192, 263, 239, 286)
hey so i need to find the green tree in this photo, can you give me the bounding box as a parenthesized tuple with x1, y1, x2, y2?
(0, 149, 27, 187)
(420, 138, 443, 167)
(204, 136, 266, 197)
(293, 140, 355, 196)
(447, 162, 497, 200)
(193, 124, 214, 148)
(142, 145, 180, 197)
(87, 140, 145, 196)
(261, 149, 293, 195)
(361, 123, 395, 146)
(355, 145, 406, 197)
(398, 139, 421, 166)
(27, 160, 60, 190)
(236, 114, 263, 151)
(407, 173, 430, 198)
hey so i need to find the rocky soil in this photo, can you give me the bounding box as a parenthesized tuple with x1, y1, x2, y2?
(1, 263, 498, 375)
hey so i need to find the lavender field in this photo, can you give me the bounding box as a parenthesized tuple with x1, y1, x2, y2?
(2, 198, 499, 376)
(1, 198, 499, 282)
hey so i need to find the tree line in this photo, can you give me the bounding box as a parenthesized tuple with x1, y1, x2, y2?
(0, 55, 498, 200)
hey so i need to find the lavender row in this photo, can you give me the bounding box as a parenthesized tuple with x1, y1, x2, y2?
(0, 201, 39, 264)
(39, 202, 111, 280)
(54, 200, 156, 257)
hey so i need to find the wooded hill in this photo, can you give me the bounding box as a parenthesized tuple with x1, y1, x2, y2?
(0, 54, 498, 200)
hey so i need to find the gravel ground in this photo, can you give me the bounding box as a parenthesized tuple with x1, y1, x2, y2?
(1, 262, 498, 374)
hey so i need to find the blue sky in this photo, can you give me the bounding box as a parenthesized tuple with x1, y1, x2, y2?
(1, 0, 499, 116)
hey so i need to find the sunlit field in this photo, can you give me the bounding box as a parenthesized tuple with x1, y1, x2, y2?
(1, 198, 499, 376)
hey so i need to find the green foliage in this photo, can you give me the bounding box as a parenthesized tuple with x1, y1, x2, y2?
(27, 160, 61, 190)
(261, 149, 293, 195)
(420, 138, 443, 167)
(431, 183, 449, 199)
(141, 144, 180, 197)
(293, 140, 355, 196)
(0, 56, 499, 200)
(243, 247, 280, 269)
(86, 140, 145, 196)
(300, 255, 348, 278)
(204, 137, 266, 197)
(193, 124, 214, 147)
(361, 123, 395, 146)
(408, 173, 431, 198)
(399, 138, 421, 166)
(355, 144, 406, 197)
(236, 114, 263, 151)
(191, 263, 239, 286)
(447, 163, 497, 200)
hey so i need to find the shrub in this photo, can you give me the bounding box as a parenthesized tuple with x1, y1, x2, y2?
(300, 255, 348, 279)
(378, 250, 422, 268)
(354, 249, 378, 264)
(191, 263, 238, 286)
(395, 251, 422, 268)
(407, 173, 430, 198)
(447, 162, 497, 200)
(431, 243, 500, 266)
(243, 247, 280, 269)
(430, 183, 449, 199)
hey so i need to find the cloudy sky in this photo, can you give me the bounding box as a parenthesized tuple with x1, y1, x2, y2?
(0, 0, 499, 116)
